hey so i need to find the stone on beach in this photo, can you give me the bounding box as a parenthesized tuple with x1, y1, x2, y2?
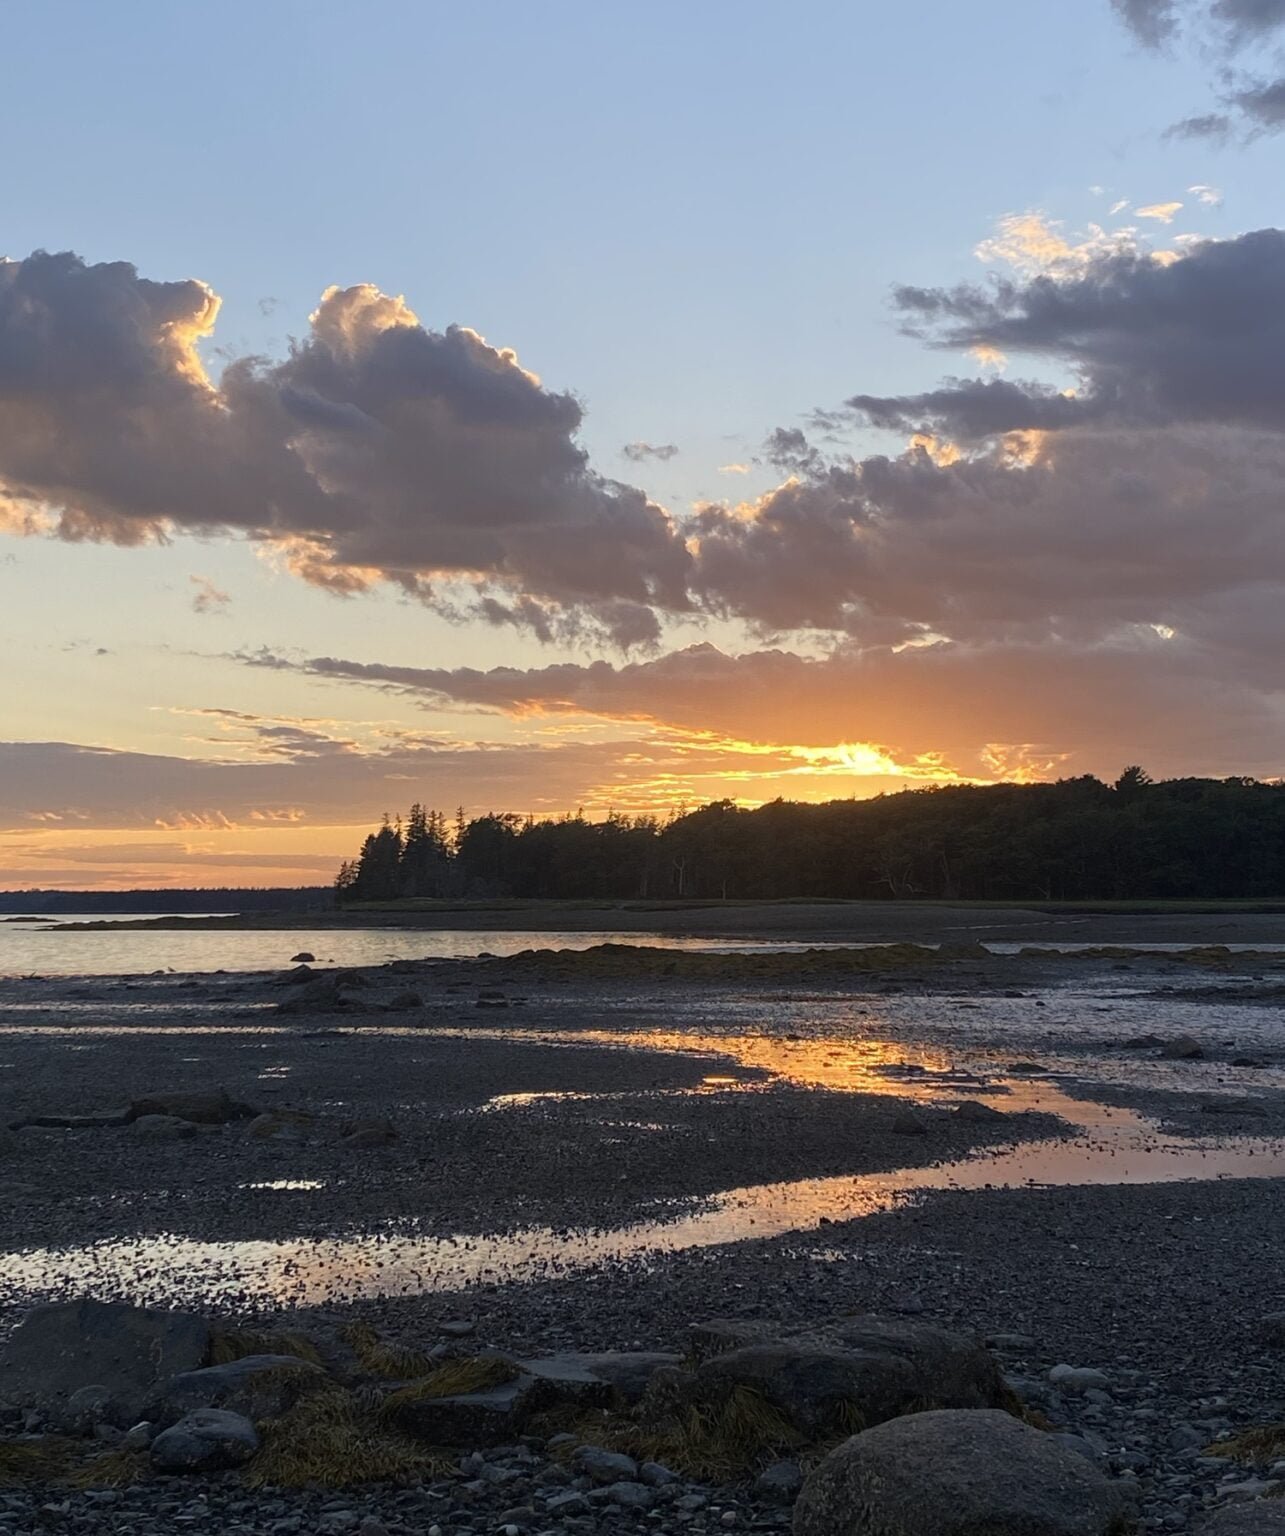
(678, 1315, 1008, 1437)
(147, 1354, 329, 1425)
(792, 1408, 1131, 1536)
(131, 1113, 198, 1141)
(0, 1300, 211, 1423)
(149, 1407, 259, 1472)
(1160, 1035, 1205, 1060)
(128, 1089, 256, 1125)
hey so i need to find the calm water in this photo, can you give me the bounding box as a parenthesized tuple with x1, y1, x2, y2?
(0, 918, 830, 978)
(5, 915, 1285, 978)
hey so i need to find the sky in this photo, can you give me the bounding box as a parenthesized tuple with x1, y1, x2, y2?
(3, 0, 1285, 890)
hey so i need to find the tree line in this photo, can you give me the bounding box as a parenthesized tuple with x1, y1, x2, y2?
(333, 769, 1285, 904)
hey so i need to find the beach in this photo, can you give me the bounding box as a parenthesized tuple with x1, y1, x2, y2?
(2, 912, 1284, 1532)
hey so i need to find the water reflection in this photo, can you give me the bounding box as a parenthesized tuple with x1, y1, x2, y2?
(3, 1125, 1281, 1310)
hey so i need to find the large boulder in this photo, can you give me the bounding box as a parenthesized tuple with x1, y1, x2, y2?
(688, 1315, 1006, 1436)
(0, 1300, 210, 1423)
(150, 1408, 259, 1472)
(793, 1409, 1131, 1536)
(147, 1354, 328, 1425)
(128, 1089, 255, 1125)
(698, 1345, 918, 1437)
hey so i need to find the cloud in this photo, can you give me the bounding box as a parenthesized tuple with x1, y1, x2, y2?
(0, 252, 691, 647)
(843, 228, 1285, 438)
(718, 463, 750, 475)
(622, 441, 679, 462)
(1136, 201, 1183, 222)
(1110, 0, 1181, 47)
(233, 637, 1285, 784)
(1232, 74, 1285, 129)
(1111, 1, 1285, 135)
(1188, 183, 1224, 206)
(190, 575, 231, 614)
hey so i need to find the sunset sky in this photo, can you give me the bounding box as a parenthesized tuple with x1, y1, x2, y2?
(4, 0, 1285, 889)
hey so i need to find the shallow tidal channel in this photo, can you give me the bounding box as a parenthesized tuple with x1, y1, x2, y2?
(3, 950, 1285, 1316)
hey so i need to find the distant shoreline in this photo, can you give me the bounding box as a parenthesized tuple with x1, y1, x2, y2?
(46, 895, 1285, 946)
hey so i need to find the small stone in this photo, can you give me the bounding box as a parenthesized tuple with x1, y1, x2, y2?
(1159, 1036, 1204, 1060)
(1048, 1364, 1111, 1394)
(124, 1421, 155, 1450)
(290, 952, 315, 963)
(575, 1446, 640, 1484)
(607, 1481, 654, 1509)
(639, 1460, 679, 1487)
(545, 1491, 591, 1516)
(755, 1460, 804, 1503)
(150, 1408, 259, 1472)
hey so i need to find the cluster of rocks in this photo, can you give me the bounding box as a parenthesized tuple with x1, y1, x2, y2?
(3, 1088, 397, 1151)
(6, 1298, 1280, 1535)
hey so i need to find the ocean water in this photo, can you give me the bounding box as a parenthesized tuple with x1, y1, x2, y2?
(4, 914, 1285, 978)
(0, 917, 844, 978)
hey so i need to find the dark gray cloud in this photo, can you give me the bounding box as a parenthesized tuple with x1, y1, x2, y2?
(763, 426, 824, 476)
(1111, 0, 1181, 46)
(0, 252, 690, 646)
(1234, 74, 1285, 126)
(846, 230, 1285, 439)
(622, 441, 679, 462)
(1111, 0, 1285, 135)
(235, 637, 1285, 783)
(1114, 0, 1285, 45)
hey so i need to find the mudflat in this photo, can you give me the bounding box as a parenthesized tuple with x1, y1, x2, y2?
(1, 934, 1284, 1532)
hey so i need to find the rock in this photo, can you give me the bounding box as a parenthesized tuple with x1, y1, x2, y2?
(290, 952, 316, 963)
(955, 1100, 1008, 1123)
(278, 974, 350, 1014)
(756, 1460, 805, 1503)
(793, 1408, 1131, 1536)
(607, 1480, 654, 1508)
(439, 1319, 476, 1338)
(639, 1460, 679, 1487)
(246, 1110, 316, 1141)
(695, 1343, 918, 1437)
(1048, 1364, 1111, 1394)
(148, 1354, 328, 1425)
(687, 1319, 776, 1363)
(1198, 1505, 1285, 1533)
(61, 1384, 124, 1434)
(389, 1379, 532, 1446)
(890, 1112, 928, 1136)
(131, 1114, 198, 1141)
(14, 1109, 133, 1131)
(149, 1408, 259, 1472)
(575, 1447, 640, 1484)
(387, 990, 423, 1009)
(545, 1491, 591, 1516)
(985, 1333, 1036, 1352)
(1160, 1036, 1204, 1060)
(123, 1421, 155, 1450)
(516, 1356, 618, 1412)
(339, 1117, 397, 1148)
(128, 1089, 256, 1125)
(1259, 1313, 1285, 1347)
(1052, 1432, 1104, 1463)
(525, 1351, 682, 1404)
(684, 1315, 1006, 1438)
(0, 1300, 210, 1422)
